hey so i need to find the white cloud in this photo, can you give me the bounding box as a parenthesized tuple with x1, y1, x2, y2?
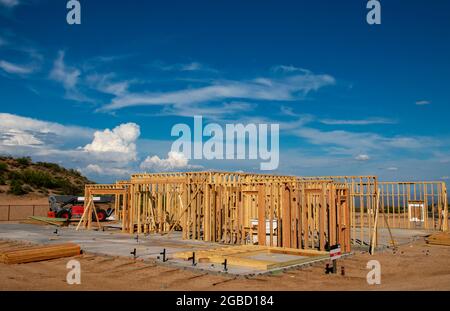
(0, 113, 177, 180)
(1, 129, 43, 146)
(140, 151, 196, 171)
(50, 51, 91, 102)
(86, 73, 130, 96)
(416, 100, 431, 106)
(0, 113, 93, 140)
(0, 60, 34, 75)
(153, 61, 217, 73)
(320, 117, 396, 125)
(0, 0, 19, 8)
(50, 51, 79, 89)
(83, 123, 140, 162)
(0, 113, 94, 150)
(179, 62, 205, 71)
(386, 167, 398, 171)
(159, 101, 256, 118)
(280, 106, 299, 117)
(292, 125, 439, 155)
(79, 164, 130, 177)
(100, 72, 335, 111)
(355, 154, 370, 161)
(271, 65, 311, 74)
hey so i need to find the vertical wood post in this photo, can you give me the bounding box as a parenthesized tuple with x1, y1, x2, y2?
(258, 184, 266, 246)
(282, 184, 291, 248)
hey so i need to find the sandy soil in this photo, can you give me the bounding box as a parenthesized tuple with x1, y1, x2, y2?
(0, 238, 449, 291)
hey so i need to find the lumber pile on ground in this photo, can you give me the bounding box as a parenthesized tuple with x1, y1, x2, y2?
(26, 216, 69, 227)
(426, 233, 450, 246)
(0, 243, 81, 264)
(174, 245, 330, 270)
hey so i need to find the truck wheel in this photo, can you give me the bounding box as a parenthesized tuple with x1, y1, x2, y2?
(94, 210, 107, 222)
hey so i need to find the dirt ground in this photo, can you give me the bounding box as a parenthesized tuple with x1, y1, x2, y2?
(0, 238, 449, 291)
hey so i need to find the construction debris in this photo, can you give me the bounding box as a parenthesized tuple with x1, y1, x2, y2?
(173, 245, 330, 271)
(426, 233, 450, 246)
(27, 216, 69, 227)
(0, 243, 81, 264)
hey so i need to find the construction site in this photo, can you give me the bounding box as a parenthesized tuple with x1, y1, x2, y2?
(1, 171, 449, 290)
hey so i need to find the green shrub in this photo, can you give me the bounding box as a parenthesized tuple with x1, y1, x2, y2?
(8, 171, 22, 180)
(37, 162, 64, 173)
(19, 169, 83, 194)
(8, 179, 28, 195)
(54, 177, 83, 195)
(69, 168, 82, 177)
(0, 175, 6, 185)
(16, 157, 32, 166)
(22, 185, 33, 193)
(0, 162, 7, 172)
(21, 169, 58, 189)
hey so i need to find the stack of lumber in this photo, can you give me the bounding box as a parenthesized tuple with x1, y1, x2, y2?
(173, 245, 330, 270)
(0, 243, 81, 264)
(426, 233, 450, 246)
(25, 216, 69, 226)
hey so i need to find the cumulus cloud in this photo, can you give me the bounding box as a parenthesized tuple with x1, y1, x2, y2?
(79, 164, 130, 177)
(0, 113, 94, 147)
(83, 123, 140, 162)
(355, 154, 370, 161)
(140, 151, 196, 171)
(1, 129, 43, 146)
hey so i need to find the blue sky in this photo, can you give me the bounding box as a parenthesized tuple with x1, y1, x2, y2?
(0, 0, 449, 182)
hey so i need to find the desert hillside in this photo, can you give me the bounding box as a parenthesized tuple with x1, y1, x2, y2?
(0, 156, 94, 204)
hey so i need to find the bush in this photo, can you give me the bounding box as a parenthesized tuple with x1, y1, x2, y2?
(19, 169, 83, 195)
(0, 162, 7, 172)
(8, 171, 22, 180)
(54, 177, 83, 195)
(8, 179, 28, 195)
(0, 175, 6, 185)
(21, 169, 57, 189)
(37, 162, 63, 173)
(38, 189, 49, 195)
(69, 168, 82, 177)
(16, 157, 32, 166)
(22, 185, 33, 193)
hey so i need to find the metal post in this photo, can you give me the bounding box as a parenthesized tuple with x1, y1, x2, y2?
(332, 260, 337, 274)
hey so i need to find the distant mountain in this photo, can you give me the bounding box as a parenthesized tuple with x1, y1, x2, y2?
(0, 156, 94, 196)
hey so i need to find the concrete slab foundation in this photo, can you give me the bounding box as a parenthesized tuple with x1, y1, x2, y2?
(0, 223, 333, 275)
